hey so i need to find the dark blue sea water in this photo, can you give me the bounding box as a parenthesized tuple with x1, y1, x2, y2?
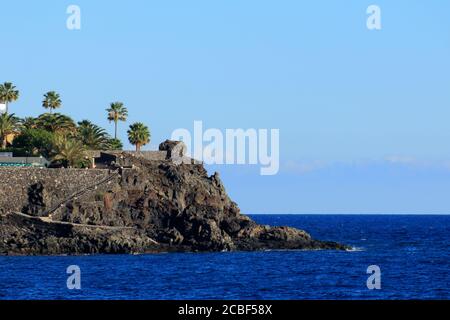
(0, 215, 449, 300)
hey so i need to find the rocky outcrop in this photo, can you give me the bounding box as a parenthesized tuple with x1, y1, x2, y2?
(159, 139, 186, 160)
(0, 142, 348, 255)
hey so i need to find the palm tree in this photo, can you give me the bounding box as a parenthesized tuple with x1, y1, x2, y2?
(77, 120, 111, 150)
(42, 91, 62, 113)
(0, 82, 19, 114)
(21, 117, 37, 130)
(51, 134, 88, 168)
(127, 122, 150, 152)
(0, 113, 21, 149)
(106, 102, 128, 139)
(35, 113, 76, 134)
(107, 138, 123, 150)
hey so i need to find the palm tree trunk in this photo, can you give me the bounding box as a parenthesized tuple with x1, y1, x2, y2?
(136, 143, 140, 152)
(2, 136, 7, 149)
(5, 101, 8, 115)
(114, 120, 118, 139)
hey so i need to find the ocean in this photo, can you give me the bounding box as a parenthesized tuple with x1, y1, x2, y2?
(0, 215, 448, 300)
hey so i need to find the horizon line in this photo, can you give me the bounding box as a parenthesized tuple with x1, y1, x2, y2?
(248, 212, 450, 215)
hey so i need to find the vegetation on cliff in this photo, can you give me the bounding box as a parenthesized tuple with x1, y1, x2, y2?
(0, 81, 150, 166)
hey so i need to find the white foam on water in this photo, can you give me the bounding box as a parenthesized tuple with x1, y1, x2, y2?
(346, 246, 365, 252)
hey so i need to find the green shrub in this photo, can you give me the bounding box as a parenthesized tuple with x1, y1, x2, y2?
(12, 128, 54, 158)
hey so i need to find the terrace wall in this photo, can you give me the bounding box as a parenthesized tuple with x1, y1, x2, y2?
(0, 168, 111, 215)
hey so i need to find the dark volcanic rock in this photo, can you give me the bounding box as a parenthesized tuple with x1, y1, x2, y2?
(0, 148, 349, 255)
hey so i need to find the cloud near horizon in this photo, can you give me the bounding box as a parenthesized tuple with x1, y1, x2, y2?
(281, 156, 450, 175)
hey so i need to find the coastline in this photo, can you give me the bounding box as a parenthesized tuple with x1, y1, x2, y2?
(0, 146, 348, 255)
(1, 214, 448, 299)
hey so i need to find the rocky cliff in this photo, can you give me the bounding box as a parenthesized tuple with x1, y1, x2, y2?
(0, 141, 348, 255)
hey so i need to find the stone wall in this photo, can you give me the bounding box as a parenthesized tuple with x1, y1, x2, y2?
(93, 151, 168, 168)
(0, 168, 111, 215)
(109, 151, 168, 161)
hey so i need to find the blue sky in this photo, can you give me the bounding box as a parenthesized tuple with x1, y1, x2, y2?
(1, 1, 450, 213)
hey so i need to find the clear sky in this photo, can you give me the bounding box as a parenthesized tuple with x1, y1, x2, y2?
(1, 1, 450, 213)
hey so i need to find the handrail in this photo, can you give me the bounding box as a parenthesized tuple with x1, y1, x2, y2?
(42, 170, 120, 216)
